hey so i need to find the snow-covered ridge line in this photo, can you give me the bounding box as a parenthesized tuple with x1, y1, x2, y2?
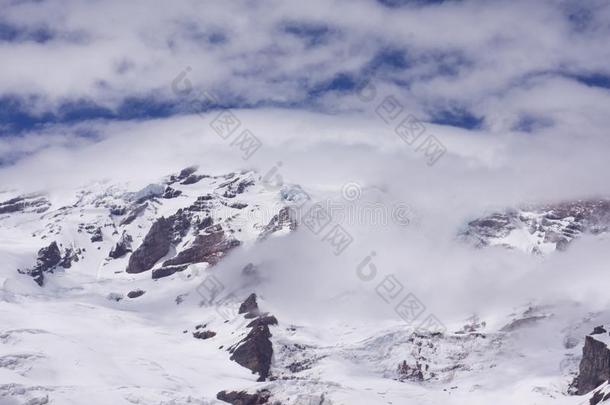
(1, 166, 296, 286)
(460, 199, 610, 254)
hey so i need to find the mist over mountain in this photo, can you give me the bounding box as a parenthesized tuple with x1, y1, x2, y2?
(1, 1, 610, 404)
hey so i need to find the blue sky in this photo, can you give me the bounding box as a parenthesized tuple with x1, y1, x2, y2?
(0, 0, 610, 138)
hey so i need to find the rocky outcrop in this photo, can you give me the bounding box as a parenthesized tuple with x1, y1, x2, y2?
(126, 209, 190, 273)
(162, 186, 182, 199)
(109, 205, 126, 216)
(238, 293, 260, 317)
(122, 206, 194, 274)
(590, 388, 610, 405)
(258, 207, 297, 241)
(0, 195, 50, 215)
(246, 315, 278, 328)
(90, 227, 103, 243)
(230, 327, 274, 381)
(166, 209, 192, 243)
(21, 243, 81, 285)
(463, 213, 515, 246)
(216, 389, 270, 405)
(220, 177, 255, 197)
(151, 264, 188, 279)
(19, 242, 62, 286)
(193, 330, 216, 340)
(108, 232, 133, 259)
(181, 174, 205, 185)
(119, 202, 148, 226)
(162, 227, 240, 267)
(229, 294, 275, 381)
(58, 247, 82, 269)
(126, 217, 172, 273)
(576, 330, 610, 394)
(168, 166, 198, 184)
(127, 289, 145, 299)
(236, 179, 255, 194)
(397, 360, 426, 382)
(461, 199, 610, 253)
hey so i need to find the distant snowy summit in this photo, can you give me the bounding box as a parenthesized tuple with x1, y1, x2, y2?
(460, 199, 610, 254)
(2, 166, 298, 286)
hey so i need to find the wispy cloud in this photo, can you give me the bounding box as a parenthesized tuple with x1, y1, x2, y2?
(0, 0, 609, 135)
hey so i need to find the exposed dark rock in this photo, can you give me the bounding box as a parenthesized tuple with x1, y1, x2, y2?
(109, 232, 133, 259)
(163, 228, 240, 267)
(287, 358, 313, 373)
(258, 207, 297, 240)
(58, 247, 81, 269)
(193, 330, 217, 340)
(229, 294, 276, 381)
(590, 388, 610, 405)
(127, 289, 145, 299)
(236, 179, 255, 194)
(197, 216, 214, 230)
(0, 195, 50, 215)
(166, 209, 192, 244)
(169, 166, 198, 183)
(576, 334, 610, 394)
(181, 174, 205, 185)
(281, 343, 324, 373)
(397, 360, 425, 382)
(0, 196, 27, 214)
(216, 389, 270, 405)
(238, 293, 259, 317)
(119, 203, 148, 226)
(162, 186, 182, 199)
(18, 242, 62, 286)
(593, 326, 608, 335)
(247, 316, 278, 328)
(126, 217, 172, 274)
(229, 324, 273, 381)
(151, 265, 188, 279)
(218, 175, 254, 197)
(109, 205, 126, 216)
(463, 213, 515, 246)
(90, 227, 103, 243)
(189, 196, 213, 213)
(218, 176, 239, 189)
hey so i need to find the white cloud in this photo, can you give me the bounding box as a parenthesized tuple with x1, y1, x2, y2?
(1, 0, 609, 326)
(0, 0, 609, 133)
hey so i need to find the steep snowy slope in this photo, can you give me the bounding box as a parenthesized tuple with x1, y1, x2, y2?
(1, 166, 610, 405)
(460, 200, 610, 254)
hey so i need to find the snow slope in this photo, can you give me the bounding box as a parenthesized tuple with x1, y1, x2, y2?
(1, 166, 609, 404)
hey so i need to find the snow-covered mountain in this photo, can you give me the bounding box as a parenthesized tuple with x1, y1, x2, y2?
(1, 166, 610, 405)
(460, 199, 610, 254)
(3, 166, 297, 287)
